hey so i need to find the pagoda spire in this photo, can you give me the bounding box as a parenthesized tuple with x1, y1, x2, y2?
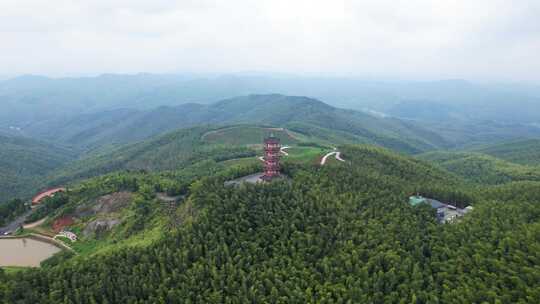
(262, 135, 281, 180)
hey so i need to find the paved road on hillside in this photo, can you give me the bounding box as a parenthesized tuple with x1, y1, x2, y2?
(258, 146, 290, 162)
(0, 210, 32, 235)
(320, 151, 345, 165)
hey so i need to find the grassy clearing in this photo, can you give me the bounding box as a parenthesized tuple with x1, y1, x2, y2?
(285, 146, 328, 163)
(54, 236, 73, 245)
(220, 145, 329, 166)
(220, 157, 261, 168)
(203, 126, 299, 146)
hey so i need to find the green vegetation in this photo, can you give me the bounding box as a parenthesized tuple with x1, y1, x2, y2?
(0, 199, 28, 226)
(47, 126, 256, 187)
(0, 134, 76, 200)
(2, 145, 538, 303)
(15, 94, 452, 153)
(15, 159, 261, 259)
(284, 146, 328, 163)
(0, 267, 28, 275)
(472, 139, 540, 166)
(201, 93, 449, 154)
(46, 123, 334, 188)
(418, 151, 540, 185)
(25, 193, 70, 223)
(5, 93, 540, 201)
(202, 125, 300, 146)
(1, 90, 540, 303)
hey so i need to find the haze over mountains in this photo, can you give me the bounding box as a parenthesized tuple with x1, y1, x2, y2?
(1, 73, 539, 198)
(2, 74, 540, 131)
(2, 1, 540, 302)
(1, 85, 539, 202)
(2, 73, 540, 149)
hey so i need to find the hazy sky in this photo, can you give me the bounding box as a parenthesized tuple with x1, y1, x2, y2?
(1, 0, 539, 82)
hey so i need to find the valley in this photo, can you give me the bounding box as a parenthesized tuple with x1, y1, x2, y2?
(2, 1, 539, 301)
(3, 93, 540, 203)
(2, 139, 539, 302)
(0, 93, 539, 303)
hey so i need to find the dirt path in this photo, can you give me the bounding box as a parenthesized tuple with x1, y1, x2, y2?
(156, 193, 183, 203)
(335, 152, 345, 162)
(320, 151, 345, 165)
(259, 146, 290, 161)
(23, 217, 47, 229)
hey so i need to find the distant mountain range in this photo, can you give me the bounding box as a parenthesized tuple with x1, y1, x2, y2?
(1, 91, 540, 201)
(8, 94, 448, 153)
(1, 74, 539, 129)
(417, 151, 540, 185)
(470, 139, 540, 166)
(4, 92, 540, 152)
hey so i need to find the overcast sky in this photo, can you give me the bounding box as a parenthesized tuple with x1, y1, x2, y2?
(1, 0, 539, 82)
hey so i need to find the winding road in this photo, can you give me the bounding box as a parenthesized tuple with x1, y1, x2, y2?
(0, 210, 32, 235)
(320, 151, 345, 165)
(258, 146, 290, 162)
(23, 217, 48, 229)
(256, 145, 344, 165)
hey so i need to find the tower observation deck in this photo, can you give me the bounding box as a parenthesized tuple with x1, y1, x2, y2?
(262, 135, 281, 180)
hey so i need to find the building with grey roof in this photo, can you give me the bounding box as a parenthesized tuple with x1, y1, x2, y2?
(409, 195, 473, 223)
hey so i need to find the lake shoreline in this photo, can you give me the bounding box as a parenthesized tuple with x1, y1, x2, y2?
(0, 233, 74, 252)
(0, 237, 63, 267)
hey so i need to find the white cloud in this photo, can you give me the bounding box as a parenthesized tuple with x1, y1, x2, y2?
(0, 0, 538, 82)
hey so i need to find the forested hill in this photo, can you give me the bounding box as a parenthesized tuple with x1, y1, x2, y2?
(0, 134, 76, 200)
(1, 145, 538, 303)
(472, 139, 540, 166)
(47, 126, 256, 186)
(2, 74, 540, 125)
(15, 94, 447, 153)
(418, 151, 540, 185)
(45, 118, 455, 190)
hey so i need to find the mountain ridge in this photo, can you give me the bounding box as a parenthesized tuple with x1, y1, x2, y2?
(13, 94, 448, 153)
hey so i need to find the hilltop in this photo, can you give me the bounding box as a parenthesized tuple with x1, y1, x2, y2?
(417, 151, 540, 185)
(2, 144, 539, 303)
(14, 94, 447, 153)
(1, 90, 540, 303)
(3, 92, 540, 205)
(471, 139, 540, 166)
(2, 74, 540, 125)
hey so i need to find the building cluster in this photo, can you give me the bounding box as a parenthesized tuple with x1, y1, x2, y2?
(409, 195, 473, 223)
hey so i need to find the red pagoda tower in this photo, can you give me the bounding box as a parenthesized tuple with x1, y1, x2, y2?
(262, 135, 281, 180)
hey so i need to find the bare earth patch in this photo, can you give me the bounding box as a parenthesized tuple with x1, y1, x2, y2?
(75, 192, 133, 217)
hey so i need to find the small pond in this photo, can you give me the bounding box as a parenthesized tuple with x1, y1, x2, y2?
(0, 237, 61, 267)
